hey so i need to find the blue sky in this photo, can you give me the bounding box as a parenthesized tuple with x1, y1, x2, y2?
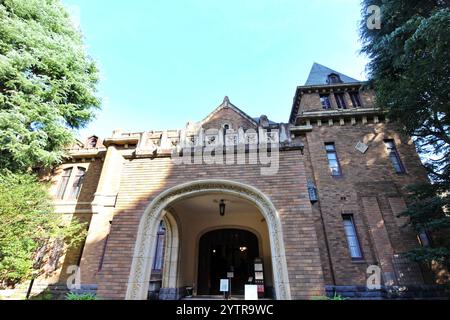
(63, 0, 369, 139)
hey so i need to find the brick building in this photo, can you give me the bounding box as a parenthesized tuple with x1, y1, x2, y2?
(39, 63, 444, 299)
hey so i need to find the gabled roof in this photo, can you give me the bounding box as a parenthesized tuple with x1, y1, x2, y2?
(305, 62, 360, 86)
(201, 96, 259, 126)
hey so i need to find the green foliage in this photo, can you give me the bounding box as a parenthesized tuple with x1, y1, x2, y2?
(360, 1, 450, 267)
(0, 0, 98, 288)
(65, 292, 96, 300)
(0, 0, 100, 172)
(312, 293, 347, 301)
(30, 288, 54, 300)
(0, 171, 86, 287)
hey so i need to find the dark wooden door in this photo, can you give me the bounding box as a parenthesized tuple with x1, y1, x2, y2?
(197, 229, 259, 295)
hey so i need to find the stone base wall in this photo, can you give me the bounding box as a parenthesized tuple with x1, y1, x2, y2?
(326, 285, 450, 300)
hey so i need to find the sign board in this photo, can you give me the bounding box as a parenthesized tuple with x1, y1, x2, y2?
(220, 279, 229, 292)
(227, 272, 234, 278)
(355, 141, 369, 154)
(255, 264, 263, 272)
(255, 272, 264, 280)
(245, 285, 258, 300)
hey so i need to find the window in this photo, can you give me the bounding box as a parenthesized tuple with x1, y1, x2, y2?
(152, 221, 166, 271)
(327, 73, 342, 84)
(56, 168, 72, 200)
(334, 93, 347, 109)
(320, 94, 332, 109)
(418, 232, 431, 247)
(86, 136, 98, 148)
(325, 143, 342, 176)
(384, 140, 405, 174)
(69, 167, 86, 199)
(307, 181, 318, 203)
(342, 215, 363, 259)
(349, 92, 362, 108)
(223, 123, 230, 138)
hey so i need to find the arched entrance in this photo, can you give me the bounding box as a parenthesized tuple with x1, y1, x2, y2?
(198, 229, 259, 295)
(125, 180, 291, 300)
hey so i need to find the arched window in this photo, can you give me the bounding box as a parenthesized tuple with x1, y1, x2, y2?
(56, 168, 72, 200)
(152, 221, 166, 272)
(327, 73, 342, 84)
(70, 167, 86, 199)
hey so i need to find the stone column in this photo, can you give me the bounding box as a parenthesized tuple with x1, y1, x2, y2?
(79, 145, 124, 285)
(361, 197, 397, 286)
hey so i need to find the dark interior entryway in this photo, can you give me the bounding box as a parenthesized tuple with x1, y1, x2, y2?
(197, 229, 259, 295)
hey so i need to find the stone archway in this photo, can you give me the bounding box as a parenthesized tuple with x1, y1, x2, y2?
(158, 210, 180, 299)
(125, 179, 291, 300)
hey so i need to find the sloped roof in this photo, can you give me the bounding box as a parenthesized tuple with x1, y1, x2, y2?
(305, 63, 360, 85)
(201, 96, 259, 126)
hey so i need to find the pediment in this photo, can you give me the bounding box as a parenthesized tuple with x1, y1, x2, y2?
(201, 97, 258, 131)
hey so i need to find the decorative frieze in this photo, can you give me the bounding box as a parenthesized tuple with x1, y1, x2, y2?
(132, 122, 297, 157)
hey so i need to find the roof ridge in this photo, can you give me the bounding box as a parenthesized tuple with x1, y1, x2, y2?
(200, 97, 258, 126)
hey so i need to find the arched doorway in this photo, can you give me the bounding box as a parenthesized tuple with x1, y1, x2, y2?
(126, 179, 291, 300)
(198, 229, 259, 295)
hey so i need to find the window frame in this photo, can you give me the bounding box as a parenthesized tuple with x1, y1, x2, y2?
(342, 214, 364, 261)
(319, 94, 332, 109)
(325, 142, 342, 177)
(418, 231, 432, 247)
(69, 167, 87, 200)
(384, 139, 406, 174)
(152, 221, 166, 272)
(334, 93, 347, 109)
(349, 91, 362, 108)
(307, 181, 318, 203)
(56, 167, 73, 200)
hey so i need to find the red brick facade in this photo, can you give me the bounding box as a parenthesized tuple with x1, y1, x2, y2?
(42, 65, 440, 300)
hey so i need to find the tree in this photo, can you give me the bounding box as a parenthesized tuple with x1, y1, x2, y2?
(360, 1, 450, 269)
(0, 171, 86, 286)
(0, 0, 99, 287)
(0, 0, 100, 172)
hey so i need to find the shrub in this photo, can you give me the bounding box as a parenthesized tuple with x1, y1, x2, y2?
(65, 292, 97, 300)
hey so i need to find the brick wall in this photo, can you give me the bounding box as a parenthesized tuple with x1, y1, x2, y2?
(299, 88, 375, 113)
(202, 105, 257, 130)
(95, 150, 325, 299)
(302, 120, 428, 286)
(37, 159, 104, 285)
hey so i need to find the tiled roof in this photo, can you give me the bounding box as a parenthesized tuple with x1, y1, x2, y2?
(305, 63, 360, 85)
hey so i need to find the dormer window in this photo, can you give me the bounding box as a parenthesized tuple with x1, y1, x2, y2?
(87, 136, 98, 148)
(327, 73, 342, 84)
